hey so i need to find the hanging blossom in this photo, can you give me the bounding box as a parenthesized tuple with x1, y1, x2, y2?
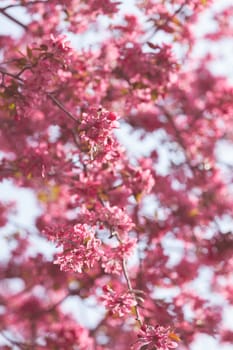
(45, 318, 94, 350)
(46, 224, 102, 273)
(121, 163, 155, 202)
(100, 285, 137, 317)
(101, 237, 137, 275)
(77, 107, 120, 161)
(97, 205, 135, 234)
(132, 324, 180, 350)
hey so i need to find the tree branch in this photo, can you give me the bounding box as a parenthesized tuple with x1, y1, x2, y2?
(0, 8, 27, 30)
(47, 93, 79, 123)
(115, 232, 143, 326)
(1, 1, 48, 11)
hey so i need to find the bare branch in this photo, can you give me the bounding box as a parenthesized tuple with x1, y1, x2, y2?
(0, 8, 27, 30)
(47, 93, 79, 123)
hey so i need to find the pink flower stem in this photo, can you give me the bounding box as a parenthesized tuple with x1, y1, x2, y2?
(115, 232, 143, 326)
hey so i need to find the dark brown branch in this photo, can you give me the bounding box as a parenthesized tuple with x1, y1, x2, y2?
(47, 93, 78, 123)
(0, 68, 24, 82)
(0, 8, 27, 30)
(1, 1, 48, 11)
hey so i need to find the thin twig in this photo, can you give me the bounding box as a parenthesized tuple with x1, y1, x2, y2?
(0, 331, 30, 350)
(0, 68, 24, 82)
(146, 2, 186, 40)
(115, 232, 143, 326)
(1, 1, 48, 11)
(0, 9, 27, 30)
(47, 93, 78, 123)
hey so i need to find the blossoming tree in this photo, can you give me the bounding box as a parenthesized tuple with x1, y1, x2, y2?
(0, 0, 233, 349)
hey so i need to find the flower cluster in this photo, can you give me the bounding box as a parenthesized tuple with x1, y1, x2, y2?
(101, 285, 137, 317)
(0, 0, 232, 349)
(50, 224, 102, 273)
(101, 237, 137, 275)
(97, 205, 135, 234)
(133, 325, 179, 350)
(77, 107, 120, 160)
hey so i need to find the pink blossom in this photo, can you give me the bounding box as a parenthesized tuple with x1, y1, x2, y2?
(50, 224, 102, 273)
(101, 286, 137, 317)
(101, 237, 137, 274)
(133, 325, 179, 350)
(97, 205, 134, 234)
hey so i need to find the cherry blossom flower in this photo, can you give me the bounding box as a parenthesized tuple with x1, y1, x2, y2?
(101, 285, 137, 317)
(133, 325, 179, 350)
(48, 224, 102, 273)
